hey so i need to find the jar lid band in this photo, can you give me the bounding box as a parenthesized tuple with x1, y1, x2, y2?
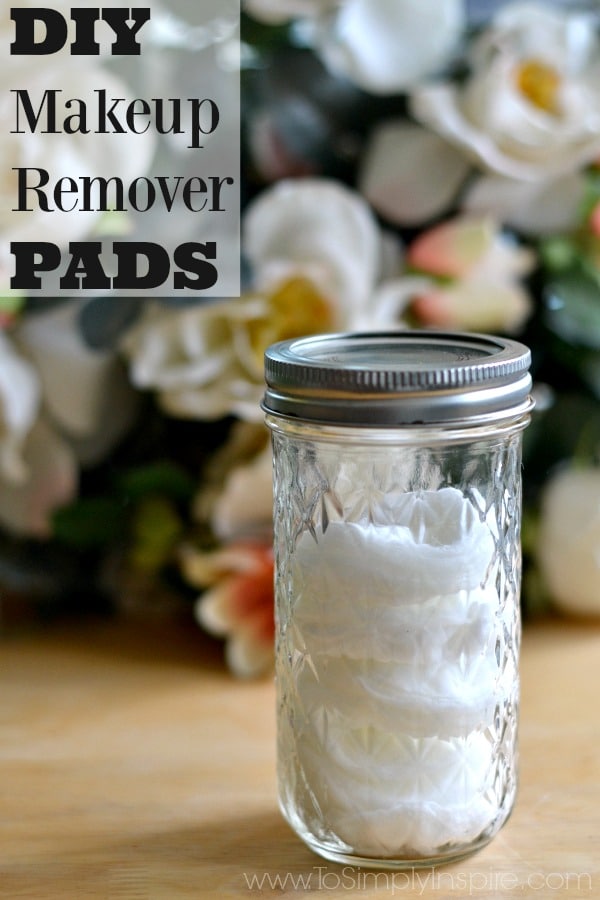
(263, 331, 533, 426)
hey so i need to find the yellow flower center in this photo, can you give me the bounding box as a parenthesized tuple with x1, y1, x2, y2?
(516, 59, 561, 114)
(247, 276, 336, 364)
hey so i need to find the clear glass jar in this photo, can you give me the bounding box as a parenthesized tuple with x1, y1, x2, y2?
(263, 332, 534, 869)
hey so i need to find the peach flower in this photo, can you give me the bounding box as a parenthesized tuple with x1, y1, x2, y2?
(181, 541, 275, 678)
(407, 216, 534, 333)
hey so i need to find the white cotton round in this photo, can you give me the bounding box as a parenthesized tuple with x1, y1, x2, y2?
(294, 728, 497, 856)
(326, 795, 498, 858)
(293, 582, 497, 661)
(292, 488, 496, 604)
(282, 486, 507, 857)
(293, 655, 500, 737)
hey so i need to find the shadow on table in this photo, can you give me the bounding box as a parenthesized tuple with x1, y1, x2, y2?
(3, 613, 234, 678)
(143, 810, 341, 896)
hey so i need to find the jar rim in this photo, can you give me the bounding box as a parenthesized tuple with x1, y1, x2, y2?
(263, 331, 533, 426)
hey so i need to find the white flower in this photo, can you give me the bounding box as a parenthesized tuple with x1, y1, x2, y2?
(312, 0, 465, 95)
(211, 444, 273, 541)
(462, 171, 588, 236)
(0, 327, 77, 538)
(15, 302, 139, 466)
(0, 301, 139, 538)
(537, 467, 600, 617)
(123, 299, 271, 422)
(411, 2, 600, 183)
(191, 420, 272, 540)
(123, 179, 400, 422)
(242, 0, 337, 24)
(244, 0, 465, 95)
(244, 177, 384, 317)
(359, 122, 471, 227)
(0, 58, 155, 287)
(0, 417, 77, 538)
(0, 331, 39, 482)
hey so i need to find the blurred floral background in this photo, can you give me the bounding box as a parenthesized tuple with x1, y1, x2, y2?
(1, 0, 600, 676)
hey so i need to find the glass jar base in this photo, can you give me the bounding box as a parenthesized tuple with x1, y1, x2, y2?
(300, 832, 496, 871)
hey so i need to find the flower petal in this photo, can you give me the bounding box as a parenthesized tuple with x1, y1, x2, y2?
(412, 280, 532, 334)
(354, 276, 433, 330)
(242, 0, 335, 25)
(159, 368, 265, 423)
(243, 177, 381, 319)
(183, 542, 270, 589)
(408, 218, 493, 279)
(0, 417, 78, 538)
(0, 332, 40, 482)
(226, 628, 274, 678)
(359, 123, 470, 227)
(537, 467, 600, 616)
(463, 172, 587, 235)
(191, 539, 275, 679)
(315, 0, 465, 94)
(16, 301, 137, 466)
(411, 2, 600, 181)
(212, 446, 273, 540)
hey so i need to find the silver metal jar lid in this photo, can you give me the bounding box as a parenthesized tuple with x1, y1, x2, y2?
(263, 331, 533, 426)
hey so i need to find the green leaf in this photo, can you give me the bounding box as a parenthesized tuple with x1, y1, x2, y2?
(117, 462, 195, 503)
(0, 297, 25, 315)
(580, 167, 600, 222)
(544, 267, 600, 349)
(538, 237, 578, 273)
(129, 497, 184, 572)
(523, 393, 600, 479)
(52, 498, 126, 550)
(241, 13, 292, 54)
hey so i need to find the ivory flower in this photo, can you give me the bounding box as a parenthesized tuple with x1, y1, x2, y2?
(537, 467, 600, 617)
(16, 302, 138, 466)
(0, 331, 39, 482)
(122, 284, 335, 422)
(359, 122, 471, 227)
(210, 445, 273, 541)
(0, 418, 77, 538)
(462, 171, 588, 236)
(411, 3, 600, 182)
(0, 301, 139, 538)
(0, 329, 77, 538)
(244, 0, 465, 95)
(242, 0, 336, 24)
(123, 179, 398, 422)
(243, 178, 383, 318)
(312, 0, 465, 95)
(182, 541, 275, 677)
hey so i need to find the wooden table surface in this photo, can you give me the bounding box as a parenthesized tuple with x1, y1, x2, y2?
(2, 615, 599, 899)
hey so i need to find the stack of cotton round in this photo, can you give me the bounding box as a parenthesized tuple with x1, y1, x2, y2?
(283, 487, 505, 858)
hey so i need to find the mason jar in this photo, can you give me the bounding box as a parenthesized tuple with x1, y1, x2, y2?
(263, 331, 534, 869)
